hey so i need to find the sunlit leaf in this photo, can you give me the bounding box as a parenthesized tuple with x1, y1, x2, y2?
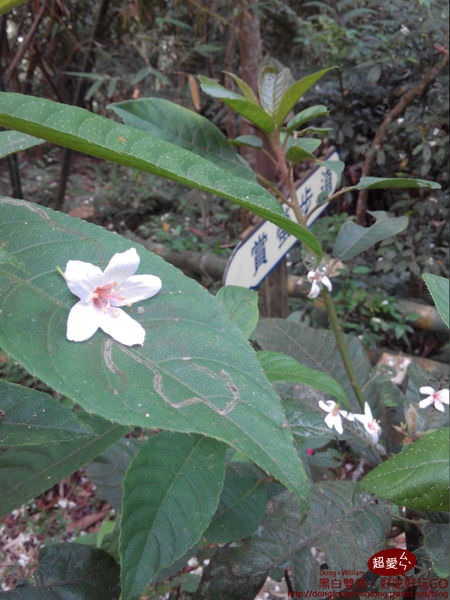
(285, 105, 329, 132)
(355, 176, 440, 190)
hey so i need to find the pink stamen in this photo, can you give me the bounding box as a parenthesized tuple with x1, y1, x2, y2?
(92, 282, 123, 313)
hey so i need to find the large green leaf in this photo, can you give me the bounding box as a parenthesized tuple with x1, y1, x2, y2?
(216, 286, 259, 339)
(274, 67, 336, 128)
(422, 273, 449, 328)
(257, 350, 349, 408)
(358, 428, 450, 511)
(355, 176, 440, 190)
(0, 410, 128, 517)
(0, 543, 120, 599)
(334, 211, 409, 260)
(0, 0, 29, 16)
(0, 379, 90, 446)
(0, 93, 322, 256)
(0, 198, 308, 510)
(0, 130, 44, 159)
(203, 463, 267, 544)
(120, 432, 226, 599)
(108, 97, 253, 181)
(253, 319, 371, 411)
(195, 482, 390, 599)
(198, 75, 276, 134)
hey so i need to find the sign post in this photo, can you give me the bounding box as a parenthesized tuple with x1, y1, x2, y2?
(223, 151, 340, 288)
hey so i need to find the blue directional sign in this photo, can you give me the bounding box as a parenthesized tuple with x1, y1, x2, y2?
(223, 150, 340, 288)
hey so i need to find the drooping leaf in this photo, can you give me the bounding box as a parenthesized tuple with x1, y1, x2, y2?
(0, 379, 90, 446)
(0, 410, 128, 517)
(254, 319, 371, 411)
(0, 130, 44, 158)
(334, 211, 409, 260)
(0, 93, 322, 256)
(196, 482, 390, 599)
(257, 350, 349, 409)
(422, 273, 449, 328)
(216, 286, 259, 339)
(357, 428, 450, 511)
(203, 463, 267, 544)
(197, 76, 276, 134)
(422, 523, 449, 578)
(258, 64, 293, 116)
(0, 198, 309, 510)
(85, 437, 142, 511)
(108, 97, 253, 181)
(285, 137, 321, 162)
(274, 67, 337, 128)
(285, 105, 329, 132)
(2, 543, 120, 599)
(120, 432, 226, 599)
(355, 176, 440, 190)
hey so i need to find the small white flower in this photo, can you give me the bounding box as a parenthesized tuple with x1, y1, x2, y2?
(63, 248, 161, 346)
(419, 387, 449, 412)
(318, 400, 354, 434)
(307, 270, 332, 299)
(353, 402, 381, 443)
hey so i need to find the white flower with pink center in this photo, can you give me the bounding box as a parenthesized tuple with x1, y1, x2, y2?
(318, 400, 354, 434)
(419, 387, 449, 412)
(307, 270, 332, 299)
(353, 402, 381, 443)
(63, 248, 161, 346)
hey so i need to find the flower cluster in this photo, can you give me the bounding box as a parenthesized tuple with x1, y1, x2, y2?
(63, 248, 161, 347)
(318, 400, 381, 443)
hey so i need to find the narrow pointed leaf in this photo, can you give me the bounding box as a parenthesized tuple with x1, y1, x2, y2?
(216, 286, 259, 339)
(422, 273, 449, 328)
(108, 97, 253, 181)
(0, 379, 91, 446)
(358, 428, 449, 511)
(224, 71, 259, 104)
(275, 67, 336, 127)
(0, 198, 309, 510)
(0, 130, 44, 158)
(198, 76, 276, 133)
(0, 93, 322, 256)
(120, 432, 226, 598)
(257, 350, 349, 409)
(355, 176, 440, 190)
(285, 137, 321, 162)
(285, 105, 329, 132)
(231, 134, 263, 149)
(334, 210, 408, 260)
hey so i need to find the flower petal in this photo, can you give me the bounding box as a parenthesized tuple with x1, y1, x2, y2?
(319, 399, 333, 413)
(102, 248, 140, 285)
(98, 308, 146, 346)
(419, 397, 433, 409)
(437, 389, 449, 405)
(419, 386, 435, 395)
(64, 260, 103, 300)
(322, 275, 332, 292)
(308, 281, 321, 299)
(66, 301, 100, 342)
(112, 275, 162, 306)
(434, 400, 445, 412)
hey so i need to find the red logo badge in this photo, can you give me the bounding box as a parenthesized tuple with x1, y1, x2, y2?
(368, 549, 416, 576)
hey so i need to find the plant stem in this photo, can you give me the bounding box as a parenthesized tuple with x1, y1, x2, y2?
(322, 289, 365, 410)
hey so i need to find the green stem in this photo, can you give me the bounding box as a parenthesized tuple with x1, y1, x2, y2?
(322, 289, 365, 410)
